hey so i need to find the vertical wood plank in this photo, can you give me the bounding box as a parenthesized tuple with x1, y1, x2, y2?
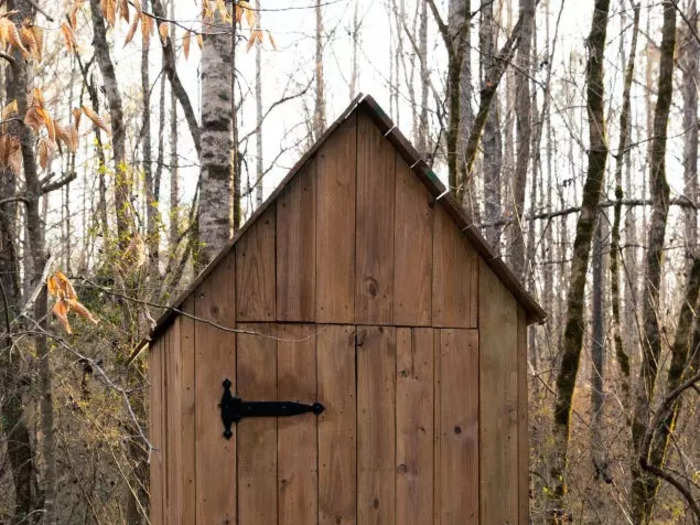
(393, 156, 432, 326)
(517, 307, 529, 524)
(316, 113, 356, 323)
(237, 323, 277, 524)
(161, 327, 170, 523)
(180, 297, 196, 525)
(195, 251, 236, 525)
(236, 204, 276, 321)
(318, 325, 356, 525)
(277, 324, 318, 525)
(432, 206, 478, 328)
(276, 162, 316, 321)
(396, 328, 433, 524)
(357, 325, 396, 525)
(356, 111, 395, 324)
(149, 339, 164, 525)
(479, 260, 519, 524)
(437, 328, 479, 524)
(166, 321, 183, 525)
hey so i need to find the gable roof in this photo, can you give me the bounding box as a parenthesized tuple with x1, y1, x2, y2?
(129, 94, 545, 363)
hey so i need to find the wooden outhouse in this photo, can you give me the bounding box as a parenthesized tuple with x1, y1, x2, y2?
(138, 94, 546, 525)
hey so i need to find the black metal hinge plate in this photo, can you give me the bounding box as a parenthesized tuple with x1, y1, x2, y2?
(219, 378, 324, 439)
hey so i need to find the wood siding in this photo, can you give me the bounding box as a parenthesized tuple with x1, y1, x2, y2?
(148, 106, 529, 524)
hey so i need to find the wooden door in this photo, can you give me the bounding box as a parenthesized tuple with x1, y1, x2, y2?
(183, 323, 478, 525)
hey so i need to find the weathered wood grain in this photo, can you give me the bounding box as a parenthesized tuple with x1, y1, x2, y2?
(396, 327, 434, 524)
(318, 325, 356, 525)
(180, 297, 196, 525)
(166, 321, 183, 525)
(236, 204, 276, 321)
(277, 324, 318, 525)
(517, 307, 529, 524)
(276, 162, 316, 321)
(437, 328, 479, 524)
(357, 326, 396, 525)
(237, 323, 278, 524)
(316, 114, 356, 323)
(394, 156, 432, 326)
(479, 259, 519, 524)
(149, 337, 164, 525)
(356, 111, 395, 324)
(194, 250, 236, 525)
(432, 206, 478, 327)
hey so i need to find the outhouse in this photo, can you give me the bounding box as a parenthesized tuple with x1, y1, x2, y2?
(136, 94, 546, 525)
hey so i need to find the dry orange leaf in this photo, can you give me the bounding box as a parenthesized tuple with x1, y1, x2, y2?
(268, 31, 276, 50)
(47, 271, 99, 334)
(183, 30, 191, 59)
(124, 14, 140, 46)
(81, 105, 110, 134)
(72, 107, 82, 130)
(61, 22, 77, 52)
(158, 21, 168, 42)
(37, 137, 56, 170)
(119, 0, 129, 22)
(0, 134, 22, 175)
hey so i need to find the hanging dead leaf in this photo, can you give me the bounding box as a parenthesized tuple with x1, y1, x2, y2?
(268, 31, 276, 50)
(124, 16, 141, 46)
(20, 23, 40, 61)
(52, 299, 72, 333)
(61, 22, 77, 52)
(119, 0, 129, 22)
(24, 106, 43, 132)
(70, 300, 99, 325)
(37, 137, 56, 171)
(247, 29, 263, 51)
(215, 0, 228, 20)
(241, 1, 255, 27)
(31, 87, 45, 108)
(158, 21, 168, 42)
(6, 18, 30, 58)
(81, 105, 110, 134)
(2, 99, 18, 120)
(30, 24, 43, 61)
(101, 0, 116, 27)
(183, 30, 191, 59)
(56, 123, 78, 152)
(124, 13, 139, 46)
(196, 33, 203, 49)
(72, 107, 82, 130)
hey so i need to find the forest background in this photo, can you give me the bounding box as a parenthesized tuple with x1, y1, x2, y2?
(0, 0, 698, 523)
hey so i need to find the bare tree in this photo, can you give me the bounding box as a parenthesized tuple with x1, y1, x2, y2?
(549, 0, 611, 519)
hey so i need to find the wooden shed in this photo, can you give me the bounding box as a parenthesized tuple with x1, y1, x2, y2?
(140, 94, 546, 525)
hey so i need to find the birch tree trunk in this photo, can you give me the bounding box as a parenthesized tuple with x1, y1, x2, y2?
(480, 0, 502, 249)
(198, 6, 233, 268)
(630, 2, 676, 521)
(549, 0, 611, 518)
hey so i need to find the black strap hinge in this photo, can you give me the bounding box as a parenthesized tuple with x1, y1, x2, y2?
(219, 378, 324, 439)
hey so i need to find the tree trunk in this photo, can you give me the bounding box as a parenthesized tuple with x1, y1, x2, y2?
(198, 7, 233, 268)
(610, 3, 640, 419)
(0, 141, 37, 525)
(89, 0, 130, 250)
(681, 0, 698, 263)
(480, 0, 502, 250)
(549, 0, 611, 518)
(255, 0, 264, 208)
(417, 0, 429, 157)
(314, 0, 326, 139)
(169, 0, 179, 253)
(508, 0, 534, 278)
(630, 2, 676, 522)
